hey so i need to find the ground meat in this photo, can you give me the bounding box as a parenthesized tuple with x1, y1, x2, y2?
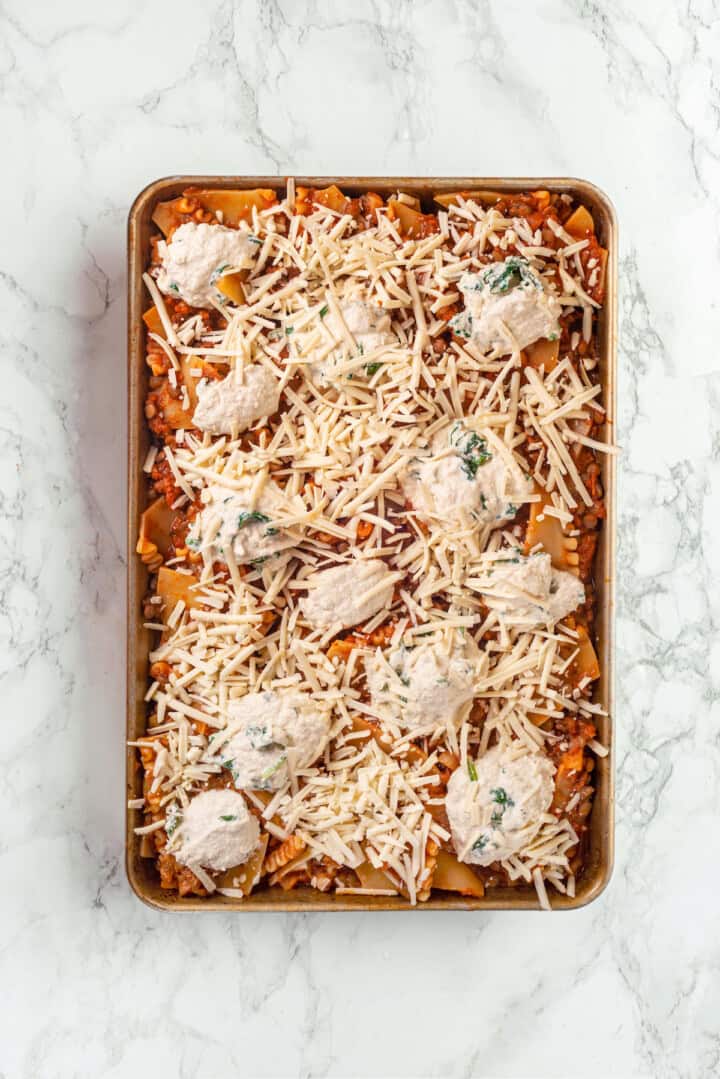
(150, 455, 182, 506)
(548, 717, 596, 828)
(157, 851, 207, 896)
(576, 532, 598, 583)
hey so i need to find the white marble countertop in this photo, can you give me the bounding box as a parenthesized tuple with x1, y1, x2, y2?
(1, 1, 717, 1076)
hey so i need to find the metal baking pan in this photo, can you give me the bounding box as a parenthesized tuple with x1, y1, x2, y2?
(127, 176, 616, 911)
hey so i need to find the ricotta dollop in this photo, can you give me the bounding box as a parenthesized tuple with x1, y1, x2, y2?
(157, 221, 257, 308)
(312, 300, 396, 384)
(220, 690, 331, 791)
(300, 559, 395, 629)
(471, 552, 585, 625)
(172, 789, 259, 872)
(193, 365, 280, 435)
(446, 745, 556, 865)
(187, 480, 303, 565)
(402, 421, 532, 530)
(365, 630, 478, 731)
(451, 257, 562, 354)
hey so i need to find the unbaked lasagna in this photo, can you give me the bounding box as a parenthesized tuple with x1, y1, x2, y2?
(132, 181, 612, 908)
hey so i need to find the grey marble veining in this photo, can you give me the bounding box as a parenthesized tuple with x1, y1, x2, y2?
(1, 1, 717, 1076)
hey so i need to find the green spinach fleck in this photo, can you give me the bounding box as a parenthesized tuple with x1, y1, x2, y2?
(210, 263, 232, 286)
(480, 255, 542, 295)
(165, 804, 181, 837)
(259, 753, 287, 785)
(237, 510, 271, 530)
(246, 723, 271, 749)
(489, 786, 515, 828)
(450, 423, 491, 480)
(491, 787, 514, 807)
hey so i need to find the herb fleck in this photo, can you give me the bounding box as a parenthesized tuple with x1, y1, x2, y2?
(246, 723, 271, 749)
(491, 787, 514, 807)
(165, 804, 181, 837)
(259, 753, 287, 785)
(450, 423, 491, 480)
(480, 255, 542, 295)
(489, 786, 515, 828)
(237, 510, 270, 530)
(210, 263, 232, 286)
